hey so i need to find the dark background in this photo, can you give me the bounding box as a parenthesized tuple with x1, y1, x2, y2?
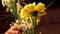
(0, 0, 60, 34)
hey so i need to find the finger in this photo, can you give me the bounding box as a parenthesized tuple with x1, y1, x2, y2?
(5, 31, 19, 34)
(10, 25, 20, 31)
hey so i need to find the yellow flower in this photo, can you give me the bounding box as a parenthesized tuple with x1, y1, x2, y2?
(34, 2, 47, 25)
(20, 2, 47, 25)
(35, 2, 47, 16)
(20, 2, 36, 18)
(35, 2, 46, 11)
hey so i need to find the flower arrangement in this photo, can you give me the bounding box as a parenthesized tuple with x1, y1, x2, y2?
(2, 0, 47, 34)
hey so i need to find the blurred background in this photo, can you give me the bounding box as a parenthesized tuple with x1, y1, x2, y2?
(0, 0, 60, 34)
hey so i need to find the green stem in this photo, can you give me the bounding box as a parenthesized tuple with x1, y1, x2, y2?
(30, 16, 33, 25)
(33, 16, 36, 27)
(11, 0, 18, 20)
(30, 16, 35, 34)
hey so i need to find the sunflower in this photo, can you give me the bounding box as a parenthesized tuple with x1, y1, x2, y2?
(34, 2, 47, 25)
(35, 2, 47, 16)
(20, 2, 36, 18)
(20, 2, 47, 25)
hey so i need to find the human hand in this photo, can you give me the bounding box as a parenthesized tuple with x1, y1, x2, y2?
(4, 24, 22, 34)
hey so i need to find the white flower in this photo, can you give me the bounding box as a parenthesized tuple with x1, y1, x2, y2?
(27, 23, 32, 29)
(16, 20, 19, 23)
(19, 24, 28, 31)
(2, 0, 5, 7)
(2, 0, 12, 8)
(10, 9, 13, 12)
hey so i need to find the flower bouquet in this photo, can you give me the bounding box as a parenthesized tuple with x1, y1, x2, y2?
(2, 0, 47, 34)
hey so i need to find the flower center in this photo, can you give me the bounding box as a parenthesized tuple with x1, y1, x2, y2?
(31, 11, 38, 16)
